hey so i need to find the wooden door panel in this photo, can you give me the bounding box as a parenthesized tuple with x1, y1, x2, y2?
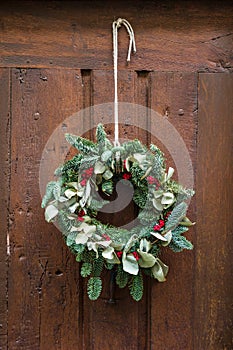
(195, 73, 233, 350)
(8, 68, 83, 350)
(82, 69, 149, 350)
(150, 72, 197, 350)
(2, 67, 232, 350)
(0, 68, 11, 350)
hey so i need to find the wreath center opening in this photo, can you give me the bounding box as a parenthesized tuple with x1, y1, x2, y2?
(96, 178, 140, 228)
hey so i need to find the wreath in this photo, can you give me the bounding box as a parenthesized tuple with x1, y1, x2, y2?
(42, 124, 194, 301)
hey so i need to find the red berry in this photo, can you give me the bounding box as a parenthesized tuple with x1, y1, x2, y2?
(132, 251, 140, 261)
(102, 234, 111, 241)
(122, 173, 131, 180)
(116, 251, 123, 258)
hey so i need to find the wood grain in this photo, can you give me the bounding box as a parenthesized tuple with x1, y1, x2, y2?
(150, 72, 197, 350)
(80, 69, 149, 350)
(8, 68, 84, 350)
(195, 73, 233, 350)
(0, 1, 232, 72)
(0, 69, 10, 350)
(0, 1, 232, 348)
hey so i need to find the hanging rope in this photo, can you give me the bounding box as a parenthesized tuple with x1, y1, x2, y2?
(112, 18, 136, 147)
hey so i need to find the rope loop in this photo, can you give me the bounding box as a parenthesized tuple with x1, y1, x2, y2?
(112, 18, 136, 147)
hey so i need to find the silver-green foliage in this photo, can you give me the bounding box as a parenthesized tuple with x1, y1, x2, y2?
(87, 277, 102, 300)
(129, 272, 144, 301)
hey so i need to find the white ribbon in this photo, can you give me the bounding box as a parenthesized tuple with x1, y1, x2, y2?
(112, 18, 136, 146)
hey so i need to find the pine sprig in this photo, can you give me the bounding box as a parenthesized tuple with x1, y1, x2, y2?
(150, 143, 165, 180)
(81, 262, 92, 277)
(65, 133, 99, 155)
(133, 188, 148, 208)
(87, 277, 102, 300)
(116, 264, 129, 288)
(92, 255, 104, 277)
(80, 155, 99, 169)
(96, 124, 112, 149)
(41, 181, 57, 208)
(101, 180, 114, 195)
(57, 211, 73, 237)
(129, 272, 143, 301)
(169, 226, 193, 252)
(123, 139, 146, 154)
(165, 202, 188, 231)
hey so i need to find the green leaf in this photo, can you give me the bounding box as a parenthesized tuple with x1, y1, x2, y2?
(102, 247, 120, 264)
(45, 204, 58, 222)
(94, 161, 106, 174)
(101, 150, 112, 162)
(137, 250, 156, 268)
(87, 277, 102, 300)
(151, 258, 169, 282)
(103, 169, 113, 180)
(122, 253, 139, 275)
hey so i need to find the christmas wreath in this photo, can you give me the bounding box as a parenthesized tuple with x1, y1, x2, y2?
(42, 124, 194, 301)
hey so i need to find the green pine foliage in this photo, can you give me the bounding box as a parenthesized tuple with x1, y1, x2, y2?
(166, 181, 195, 203)
(165, 202, 188, 231)
(131, 164, 148, 189)
(41, 181, 57, 208)
(66, 230, 78, 247)
(129, 272, 143, 301)
(150, 143, 165, 180)
(96, 124, 112, 149)
(80, 155, 99, 169)
(87, 277, 102, 300)
(133, 188, 147, 208)
(82, 249, 96, 263)
(65, 133, 99, 155)
(57, 211, 73, 237)
(75, 250, 85, 262)
(89, 198, 109, 212)
(59, 153, 83, 182)
(123, 139, 146, 154)
(52, 181, 62, 200)
(116, 264, 129, 288)
(101, 180, 114, 195)
(92, 255, 104, 277)
(169, 226, 193, 252)
(42, 123, 195, 302)
(81, 262, 92, 277)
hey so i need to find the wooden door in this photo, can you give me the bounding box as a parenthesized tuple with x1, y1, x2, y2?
(0, 2, 232, 350)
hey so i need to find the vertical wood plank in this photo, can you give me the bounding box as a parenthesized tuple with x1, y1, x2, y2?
(0, 68, 10, 350)
(195, 73, 233, 349)
(150, 72, 197, 350)
(80, 69, 151, 350)
(8, 68, 83, 350)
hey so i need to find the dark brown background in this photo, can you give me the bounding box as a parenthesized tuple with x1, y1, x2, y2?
(0, 1, 232, 349)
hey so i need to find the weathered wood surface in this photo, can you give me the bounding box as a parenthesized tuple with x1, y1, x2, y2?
(150, 72, 197, 349)
(0, 1, 232, 72)
(0, 69, 10, 350)
(0, 1, 232, 349)
(8, 69, 83, 350)
(195, 73, 233, 350)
